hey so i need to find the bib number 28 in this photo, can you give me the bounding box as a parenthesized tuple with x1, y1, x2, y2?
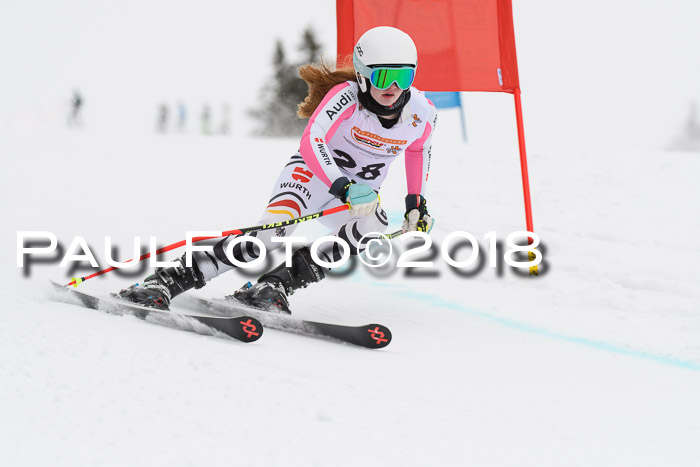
(332, 150, 385, 181)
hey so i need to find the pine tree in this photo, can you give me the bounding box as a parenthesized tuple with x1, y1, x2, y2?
(249, 28, 323, 137)
(299, 26, 322, 64)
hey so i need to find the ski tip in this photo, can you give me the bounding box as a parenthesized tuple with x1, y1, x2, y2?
(365, 324, 392, 349)
(237, 316, 264, 343)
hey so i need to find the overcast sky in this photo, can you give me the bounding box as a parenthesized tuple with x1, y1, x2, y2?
(1, 0, 698, 150)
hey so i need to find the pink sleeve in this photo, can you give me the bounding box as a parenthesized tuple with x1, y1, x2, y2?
(299, 83, 357, 187)
(405, 100, 437, 196)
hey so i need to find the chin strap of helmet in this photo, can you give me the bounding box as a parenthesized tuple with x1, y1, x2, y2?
(357, 87, 412, 117)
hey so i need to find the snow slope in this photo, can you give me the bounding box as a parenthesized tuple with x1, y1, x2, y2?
(1, 123, 700, 466)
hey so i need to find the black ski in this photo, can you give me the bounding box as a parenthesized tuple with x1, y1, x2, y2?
(50, 281, 262, 343)
(173, 295, 392, 349)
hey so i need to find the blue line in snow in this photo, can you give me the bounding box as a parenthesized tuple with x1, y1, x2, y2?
(367, 281, 700, 372)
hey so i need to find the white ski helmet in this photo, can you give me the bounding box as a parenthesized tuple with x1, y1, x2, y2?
(353, 26, 418, 93)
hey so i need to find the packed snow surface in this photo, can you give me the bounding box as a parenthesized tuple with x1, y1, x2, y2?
(1, 126, 699, 466)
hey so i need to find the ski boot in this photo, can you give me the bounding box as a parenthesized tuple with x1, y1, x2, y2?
(113, 255, 205, 310)
(228, 246, 324, 314)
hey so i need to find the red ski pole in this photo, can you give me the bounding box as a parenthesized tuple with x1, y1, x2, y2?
(65, 204, 350, 287)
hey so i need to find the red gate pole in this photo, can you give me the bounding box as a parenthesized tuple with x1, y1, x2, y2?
(513, 87, 538, 275)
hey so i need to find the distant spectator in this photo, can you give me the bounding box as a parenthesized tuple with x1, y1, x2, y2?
(68, 90, 83, 127)
(201, 104, 211, 135)
(177, 102, 187, 133)
(220, 103, 231, 135)
(157, 103, 169, 133)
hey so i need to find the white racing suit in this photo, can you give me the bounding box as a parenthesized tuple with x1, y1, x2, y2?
(194, 81, 437, 282)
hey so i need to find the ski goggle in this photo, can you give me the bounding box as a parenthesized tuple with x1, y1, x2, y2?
(354, 57, 416, 90)
(368, 66, 416, 90)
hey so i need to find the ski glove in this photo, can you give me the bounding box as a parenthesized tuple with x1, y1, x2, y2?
(329, 177, 379, 216)
(403, 194, 434, 233)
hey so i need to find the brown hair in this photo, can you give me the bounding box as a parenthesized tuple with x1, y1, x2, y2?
(297, 61, 357, 119)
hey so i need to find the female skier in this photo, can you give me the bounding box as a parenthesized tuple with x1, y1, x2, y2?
(116, 26, 437, 313)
